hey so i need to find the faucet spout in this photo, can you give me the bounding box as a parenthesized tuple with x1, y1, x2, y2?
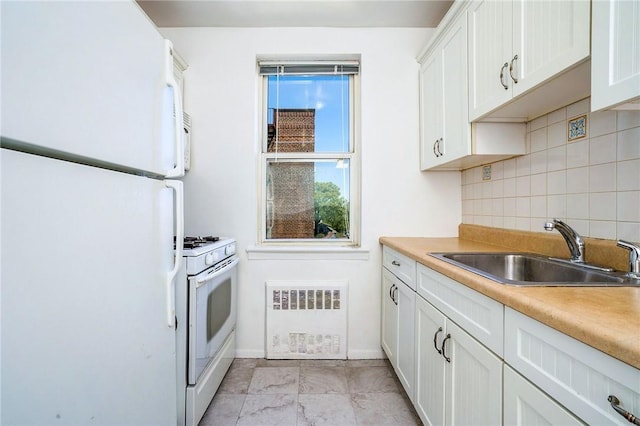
(617, 240, 640, 278)
(544, 219, 585, 263)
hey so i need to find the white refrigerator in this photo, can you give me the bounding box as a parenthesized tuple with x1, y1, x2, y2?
(1, 1, 185, 424)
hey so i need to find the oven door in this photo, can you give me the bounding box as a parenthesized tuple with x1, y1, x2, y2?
(187, 255, 238, 385)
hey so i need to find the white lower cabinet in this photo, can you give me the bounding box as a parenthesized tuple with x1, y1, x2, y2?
(415, 295, 446, 425)
(381, 248, 416, 401)
(414, 283, 502, 425)
(381, 269, 398, 366)
(396, 278, 416, 400)
(382, 247, 640, 425)
(504, 365, 584, 426)
(505, 307, 640, 425)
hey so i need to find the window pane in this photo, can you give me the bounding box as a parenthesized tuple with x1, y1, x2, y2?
(267, 75, 350, 153)
(266, 159, 350, 240)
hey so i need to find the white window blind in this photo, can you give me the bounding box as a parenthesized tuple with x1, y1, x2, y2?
(258, 61, 360, 76)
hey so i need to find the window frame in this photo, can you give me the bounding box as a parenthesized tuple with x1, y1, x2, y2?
(257, 59, 361, 247)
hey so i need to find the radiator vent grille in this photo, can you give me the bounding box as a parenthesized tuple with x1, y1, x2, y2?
(266, 281, 347, 359)
(272, 289, 341, 310)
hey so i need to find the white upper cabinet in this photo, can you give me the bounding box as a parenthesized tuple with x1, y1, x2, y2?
(591, 0, 640, 111)
(467, 0, 513, 120)
(468, 0, 591, 121)
(419, 10, 469, 170)
(418, 3, 525, 171)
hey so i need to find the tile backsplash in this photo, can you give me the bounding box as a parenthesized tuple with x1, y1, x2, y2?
(462, 98, 640, 242)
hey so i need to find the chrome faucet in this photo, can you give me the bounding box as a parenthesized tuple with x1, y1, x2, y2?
(617, 240, 640, 278)
(544, 219, 585, 263)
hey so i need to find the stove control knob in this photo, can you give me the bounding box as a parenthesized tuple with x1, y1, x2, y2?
(225, 243, 236, 256)
(205, 252, 219, 265)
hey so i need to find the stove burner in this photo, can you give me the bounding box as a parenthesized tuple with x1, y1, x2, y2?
(175, 236, 220, 249)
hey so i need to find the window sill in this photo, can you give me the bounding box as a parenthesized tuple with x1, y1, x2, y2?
(246, 245, 370, 260)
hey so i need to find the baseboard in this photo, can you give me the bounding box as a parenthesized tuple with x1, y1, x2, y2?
(234, 348, 385, 360)
(234, 349, 265, 359)
(347, 348, 385, 359)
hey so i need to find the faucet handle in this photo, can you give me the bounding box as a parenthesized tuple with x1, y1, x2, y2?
(617, 240, 640, 278)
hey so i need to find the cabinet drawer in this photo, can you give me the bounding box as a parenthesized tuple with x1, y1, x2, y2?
(417, 264, 503, 356)
(505, 308, 640, 425)
(383, 246, 416, 290)
(504, 365, 584, 425)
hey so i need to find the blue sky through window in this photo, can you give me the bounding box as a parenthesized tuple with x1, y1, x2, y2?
(267, 75, 349, 153)
(268, 74, 351, 199)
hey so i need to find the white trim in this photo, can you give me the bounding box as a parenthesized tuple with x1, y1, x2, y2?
(257, 63, 361, 246)
(234, 349, 265, 359)
(246, 245, 369, 260)
(348, 349, 386, 359)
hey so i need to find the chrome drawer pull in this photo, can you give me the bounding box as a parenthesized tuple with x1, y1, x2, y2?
(500, 62, 509, 90)
(609, 395, 640, 425)
(509, 54, 518, 83)
(441, 333, 451, 363)
(433, 327, 443, 354)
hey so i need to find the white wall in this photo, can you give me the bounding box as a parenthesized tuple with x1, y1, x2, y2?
(161, 27, 461, 358)
(462, 98, 640, 243)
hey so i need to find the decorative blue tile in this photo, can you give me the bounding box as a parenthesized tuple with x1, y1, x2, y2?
(568, 114, 587, 141)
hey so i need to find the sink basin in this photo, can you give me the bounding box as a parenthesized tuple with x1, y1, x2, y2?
(429, 252, 640, 286)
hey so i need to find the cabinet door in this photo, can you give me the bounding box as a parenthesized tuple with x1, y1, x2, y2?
(468, 0, 512, 120)
(415, 296, 447, 426)
(419, 51, 444, 170)
(512, 0, 590, 98)
(445, 321, 503, 426)
(396, 280, 416, 401)
(441, 13, 470, 164)
(504, 365, 585, 426)
(591, 0, 640, 111)
(421, 12, 470, 171)
(381, 269, 398, 366)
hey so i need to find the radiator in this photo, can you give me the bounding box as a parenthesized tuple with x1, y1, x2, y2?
(265, 280, 348, 359)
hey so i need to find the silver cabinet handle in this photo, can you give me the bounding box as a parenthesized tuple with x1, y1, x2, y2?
(500, 62, 509, 90)
(433, 138, 444, 158)
(509, 54, 518, 83)
(391, 260, 401, 266)
(441, 333, 451, 363)
(608, 395, 640, 425)
(433, 327, 443, 354)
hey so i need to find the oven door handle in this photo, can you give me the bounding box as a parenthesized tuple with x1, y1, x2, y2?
(194, 257, 239, 287)
(165, 180, 184, 328)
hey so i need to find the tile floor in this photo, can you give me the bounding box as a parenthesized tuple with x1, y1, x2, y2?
(198, 358, 422, 426)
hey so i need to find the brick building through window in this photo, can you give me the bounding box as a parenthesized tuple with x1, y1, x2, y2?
(266, 109, 316, 239)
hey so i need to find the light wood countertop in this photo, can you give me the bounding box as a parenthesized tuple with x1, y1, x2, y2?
(379, 235, 640, 370)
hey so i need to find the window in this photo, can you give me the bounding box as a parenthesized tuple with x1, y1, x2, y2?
(259, 59, 360, 245)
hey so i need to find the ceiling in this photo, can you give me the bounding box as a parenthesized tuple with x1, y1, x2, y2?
(137, 0, 453, 28)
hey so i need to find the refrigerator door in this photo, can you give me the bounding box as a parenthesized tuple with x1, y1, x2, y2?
(1, 1, 183, 177)
(1, 149, 179, 425)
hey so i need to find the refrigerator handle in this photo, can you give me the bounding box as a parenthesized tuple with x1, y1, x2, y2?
(165, 180, 184, 328)
(165, 39, 185, 178)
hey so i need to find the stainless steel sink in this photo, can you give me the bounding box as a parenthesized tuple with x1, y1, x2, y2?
(429, 252, 640, 286)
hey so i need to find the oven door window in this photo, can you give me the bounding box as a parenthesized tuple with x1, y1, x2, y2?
(207, 278, 231, 341)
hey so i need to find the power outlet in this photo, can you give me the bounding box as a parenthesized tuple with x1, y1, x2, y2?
(482, 165, 492, 180)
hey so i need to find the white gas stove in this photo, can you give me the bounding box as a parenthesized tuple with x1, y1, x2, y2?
(175, 235, 238, 425)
